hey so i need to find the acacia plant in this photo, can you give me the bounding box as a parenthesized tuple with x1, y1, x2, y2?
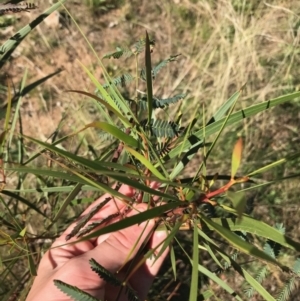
(0, 1, 300, 301)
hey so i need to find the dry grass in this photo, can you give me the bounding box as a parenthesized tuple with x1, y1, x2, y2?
(1, 0, 300, 300)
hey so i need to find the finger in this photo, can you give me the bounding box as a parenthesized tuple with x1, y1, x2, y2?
(129, 226, 169, 299)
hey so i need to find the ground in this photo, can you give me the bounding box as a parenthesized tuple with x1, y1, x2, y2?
(1, 0, 300, 300)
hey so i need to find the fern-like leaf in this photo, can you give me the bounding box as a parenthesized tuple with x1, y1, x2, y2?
(155, 140, 176, 158)
(89, 259, 140, 301)
(0, 3, 37, 15)
(131, 37, 155, 55)
(140, 93, 187, 110)
(244, 223, 286, 299)
(89, 258, 122, 286)
(276, 277, 298, 301)
(263, 242, 276, 259)
(54, 279, 99, 301)
(140, 54, 180, 80)
(141, 118, 184, 138)
(293, 257, 300, 274)
(102, 73, 134, 89)
(152, 54, 181, 79)
(244, 266, 268, 298)
(155, 93, 187, 108)
(276, 258, 300, 301)
(103, 38, 154, 60)
(103, 46, 133, 59)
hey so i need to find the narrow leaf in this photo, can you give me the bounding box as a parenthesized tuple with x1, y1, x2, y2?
(217, 251, 276, 301)
(145, 31, 153, 124)
(71, 121, 140, 149)
(27, 250, 37, 276)
(197, 264, 243, 300)
(75, 202, 183, 242)
(189, 221, 199, 301)
(201, 214, 290, 271)
(170, 245, 177, 279)
(0, 1, 66, 69)
(169, 91, 300, 177)
(124, 145, 166, 180)
(66, 90, 130, 126)
(155, 221, 182, 261)
(210, 216, 300, 252)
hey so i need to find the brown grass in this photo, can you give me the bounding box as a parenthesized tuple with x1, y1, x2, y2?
(1, 0, 300, 300)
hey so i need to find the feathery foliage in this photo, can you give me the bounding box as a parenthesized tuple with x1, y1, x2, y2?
(1, 2, 300, 301)
(0, 3, 37, 15)
(139, 93, 187, 110)
(89, 258, 139, 301)
(276, 258, 300, 301)
(54, 280, 99, 301)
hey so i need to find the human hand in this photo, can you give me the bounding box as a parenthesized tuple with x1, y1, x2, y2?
(26, 184, 168, 301)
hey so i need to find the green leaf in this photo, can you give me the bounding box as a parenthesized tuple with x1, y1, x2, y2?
(170, 245, 177, 280)
(201, 290, 214, 300)
(3, 83, 11, 139)
(0, 69, 62, 122)
(73, 121, 140, 149)
(169, 91, 300, 177)
(75, 202, 183, 242)
(217, 251, 276, 301)
(19, 228, 26, 237)
(11, 135, 214, 202)
(202, 242, 224, 270)
(0, 1, 66, 69)
(27, 249, 37, 276)
(171, 88, 242, 178)
(189, 222, 199, 301)
(145, 31, 153, 125)
(156, 222, 182, 261)
(52, 183, 84, 223)
(209, 90, 241, 124)
(247, 151, 300, 177)
(201, 214, 290, 271)
(5, 166, 96, 186)
(210, 216, 300, 252)
(1, 189, 48, 217)
(77, 60, 135, 127)
(197, 264, 243, 300)
(54, 279, 99, 301)
(124, 145, 166, 180)
(66, 90, 131, 126)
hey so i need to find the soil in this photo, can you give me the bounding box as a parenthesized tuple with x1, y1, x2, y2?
(1, 1, 300, 300)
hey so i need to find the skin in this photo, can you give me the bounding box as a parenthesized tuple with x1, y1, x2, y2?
(26, 184, 168, 301)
